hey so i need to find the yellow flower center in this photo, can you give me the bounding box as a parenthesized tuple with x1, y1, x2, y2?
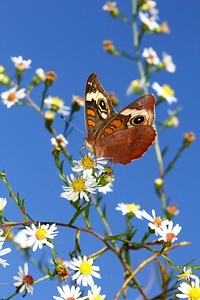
(66, 298, 75, 300)
(51, 97, 64, 108)
(153, 217, 162, 228)
(162, 84, 174, 96)
(188, 287, 200, 299)
(81, 156, 95, 169)
(70, 178, 85, 192)
(35, 228, 47, 240)
(79, 261, 92, 275)
(7, 93, 16, 101)
(131, 80, 139, 88)
(93, 296, 103, 300)
(126, 203, 140, 213)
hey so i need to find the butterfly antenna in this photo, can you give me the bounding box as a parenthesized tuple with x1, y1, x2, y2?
(60, 115, 85, 135)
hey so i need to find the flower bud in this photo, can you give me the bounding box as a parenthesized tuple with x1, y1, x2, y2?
(103, 40, 116, 54)
(183, 132, 196, 147)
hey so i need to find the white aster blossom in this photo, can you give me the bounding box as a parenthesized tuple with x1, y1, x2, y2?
(152, 82, 177, 104)
(0, 241, 12, 268)
(140, 0, 158, 16)
(126, 78, 149, 95)
(141, 209, 170, 234)
(142, 47, 160, 65)
(88, 285, 106, 300)
(69, 255, 101, 287)
(116, 203, 143, 219)
(98, 182, 113, 194)
(13, 263, 34, 295)
(0, 197, 7, 211)
(178, 267, 194, 281)
(51, 134, 68, 148)
(35, 68, 46, 81)
(139, 12, 159, 31)
(1, 87, 26, 108)
(13, 231, 29, 249)
(162, 53, 176, 73)
(53, 285, 86, 300)
(72, 95, 84, 107)
(156, 220, 182, 243)
(11, 56, 32, 70)
(177, 275, 200, 299)
(44, 96, 70, 116)
(61, 173, 97, 202)
(23, 223, 58, 252)
(72, 153, 107, 175)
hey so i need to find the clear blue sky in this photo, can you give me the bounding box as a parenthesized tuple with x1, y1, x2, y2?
(0, 1, 200, 299)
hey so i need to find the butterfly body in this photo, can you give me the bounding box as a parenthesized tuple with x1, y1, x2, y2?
(84, 73, 157, 165)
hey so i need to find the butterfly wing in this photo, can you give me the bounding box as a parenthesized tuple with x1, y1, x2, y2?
(96, 94, 157, 164)
(84, 73, 117, 138)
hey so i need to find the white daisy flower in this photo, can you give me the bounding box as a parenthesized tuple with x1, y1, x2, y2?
(53, 285, 86, 300)
(139, 12, 159, 31)
(116, 203, 143, 219)
(0, 242, 12, 268)
(88, 285, 106, 300)
(35, 68, 46, 81)
(156, 220, 182, 243)
(13, 230, 29, 249)
(162, 53, 176, 73)
(126, 78, 149, 95)
(166, 204, 180, 216)
(72, 153, 107, 175)
(61, 173, 97, 202)
(141, 209, 170, 234)
(98, 182, 113, 194)
(13, 263, 34, 295)
(102, 1, 119, 16)
(51, 134, 68, 148)
(0, 197, 7, 211)
(140, 0, 158, 16)
(142, 47, 160, 65)
(177, 275, 200, 299)
(69, 255, 101, 287)
(72, 95, 84, 107)
(1, 87, 26, 108)
(11, 56, 32, 70)
(44, 96, 70, 116)
(23, 223, 58, 252)
(178, 267, 194, 281)
(152, 82, 177, 104)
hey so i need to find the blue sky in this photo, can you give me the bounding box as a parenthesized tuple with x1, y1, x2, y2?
(0, 1, 200, 299)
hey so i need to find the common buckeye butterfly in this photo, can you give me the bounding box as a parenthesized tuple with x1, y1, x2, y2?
(84, 73, 156, 165)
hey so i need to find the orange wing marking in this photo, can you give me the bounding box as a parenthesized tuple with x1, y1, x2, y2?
(88, 119, 95, 127)
(87, 109, 95, 117)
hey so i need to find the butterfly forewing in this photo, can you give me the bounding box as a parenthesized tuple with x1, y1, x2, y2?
(84, 73, 117, 138)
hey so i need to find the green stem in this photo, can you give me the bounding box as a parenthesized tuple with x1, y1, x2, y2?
(164, 144, 185, 176)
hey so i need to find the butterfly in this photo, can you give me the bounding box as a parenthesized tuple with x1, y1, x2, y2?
(84, 73, 157, 165)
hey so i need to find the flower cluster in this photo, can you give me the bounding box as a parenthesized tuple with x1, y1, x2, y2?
(54, 255, 106, 299)
(61, 153, 114, 203)
(116, 206, 182, 244)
